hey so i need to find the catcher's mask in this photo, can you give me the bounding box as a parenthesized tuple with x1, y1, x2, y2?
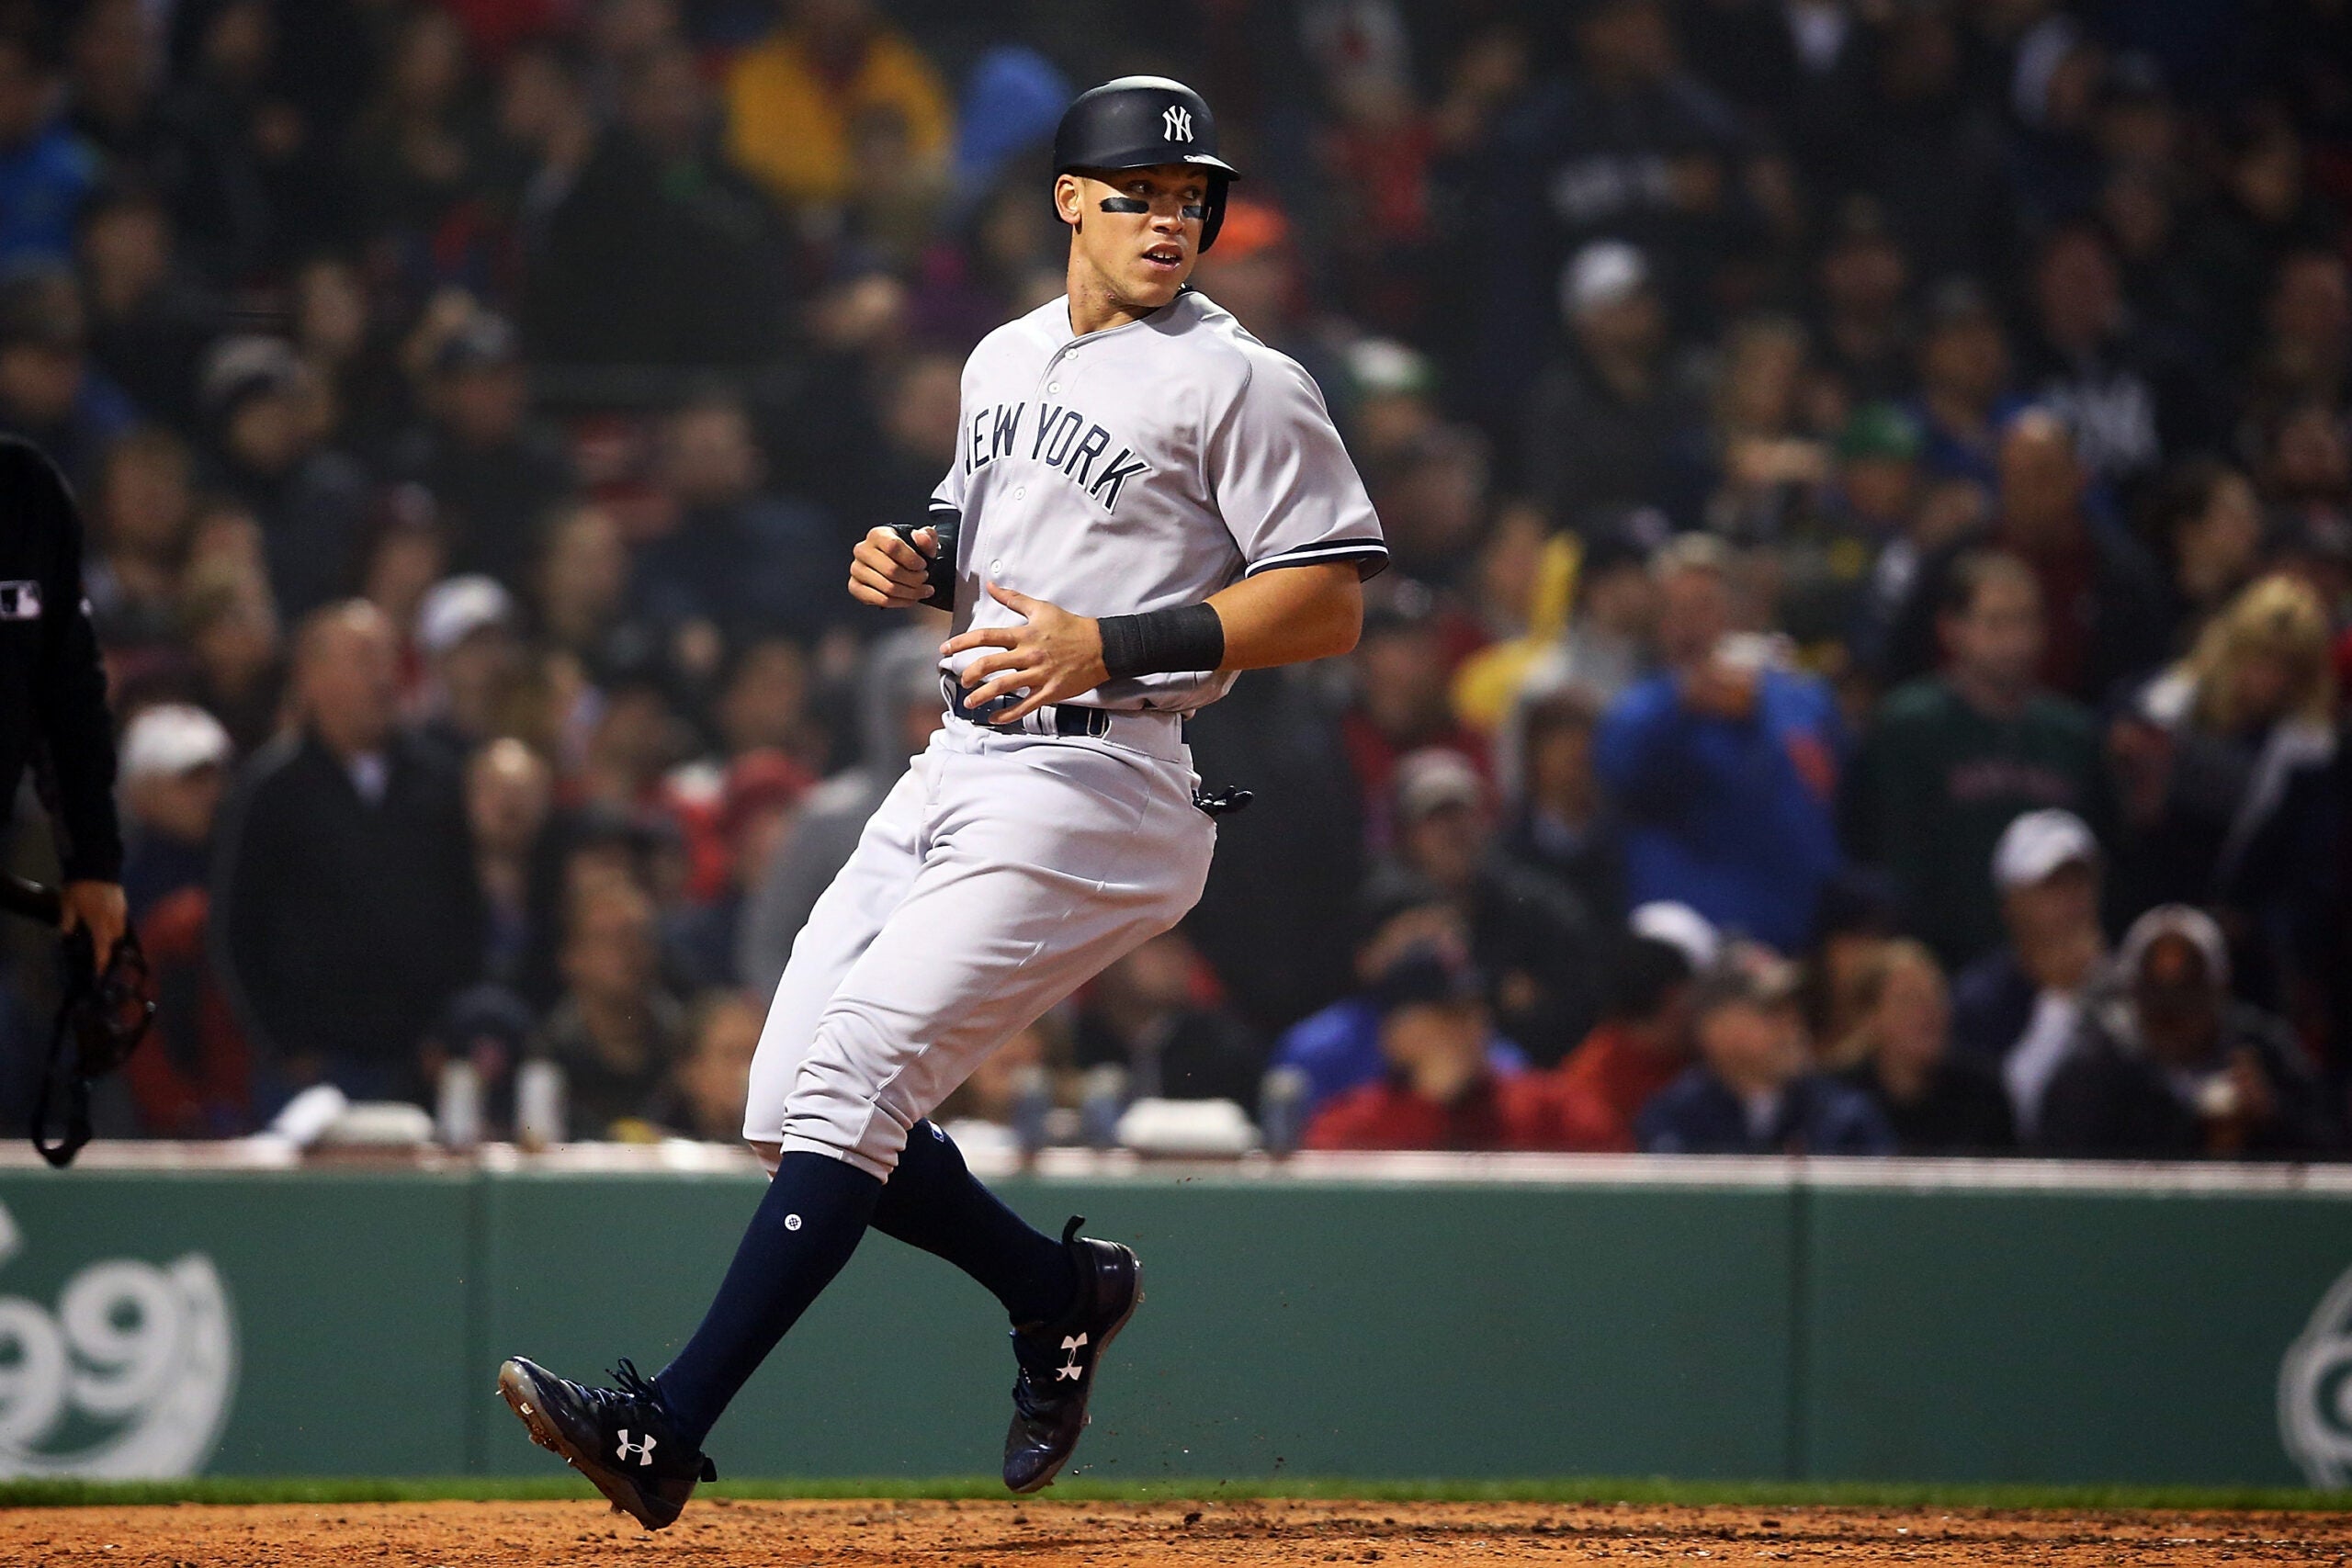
(32, 919, 157, 1168)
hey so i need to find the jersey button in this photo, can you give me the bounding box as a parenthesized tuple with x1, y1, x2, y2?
(989, 558, 1005, 575)
(1046, 382, 1060, 394)
(1014, 486, 1026, 499)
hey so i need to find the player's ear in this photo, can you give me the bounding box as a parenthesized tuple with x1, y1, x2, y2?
(1054, 173, 1084, 231)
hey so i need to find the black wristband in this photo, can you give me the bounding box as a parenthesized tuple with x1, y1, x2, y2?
(888, 509, 959, 611)
(1097, 603, 1225, 680)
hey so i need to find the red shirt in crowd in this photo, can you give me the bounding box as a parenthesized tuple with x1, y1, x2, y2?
(1549, 1021, 1687, 1153)
(1304, 1070, 1560, 1152)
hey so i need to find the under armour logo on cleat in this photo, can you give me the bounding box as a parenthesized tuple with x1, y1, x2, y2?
(616, 1429, 658, 1466)
(1057, 1333, 1089, 1382)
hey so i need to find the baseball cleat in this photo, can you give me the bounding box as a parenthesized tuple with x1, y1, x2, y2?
(1001, 1214, 1143, 1493)
(496, 1356, 715, 1530)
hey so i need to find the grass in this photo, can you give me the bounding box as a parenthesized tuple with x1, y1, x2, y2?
(2, 1475, 2349, 1513)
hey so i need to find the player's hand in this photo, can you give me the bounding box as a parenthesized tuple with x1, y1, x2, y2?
(941, 583, 1109, 726)
(59, 880, 127, 970)
(849, 526, 935, 608)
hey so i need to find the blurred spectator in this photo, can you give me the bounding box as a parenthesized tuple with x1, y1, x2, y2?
(0, 29, 96, 267)
(711, 635, 824, 772)
(1849, 551, 2113, 968)
(75, 182, 220, 433)
(1811, 197, 1914, 408)
(387, 312, 574, 591)
(1523, 241, 1710, 532)
(1496, 682, 1623, 921)
(119, 706, 253, 1137)
(1303, 942, 1555, 1152)
(1596, 534, 1845, 952)
(723, 0, 950, 213)
(84, 425, 195, 652)
(119, 702, 232, 918)
(1908, 278, 2019, 491)
(1834, 939, 2013, 1155)
(1798, 868, 1899, 1066)
(467, 737, 558, 996)
(288, 255, 407, 454)
(199, 335, 370, 623)
(211, 602, 484, 1105)
(532, 499, 639, 677)
(1373, 747, 1600, 1066)
(737, 628, 940, 995)
(1636, 942, 1894, 1156)
(1341, 587, 1488, 848)
(1182, 664, 1368, 1037)
(2109, 574, 2341, 1021)
(1074, 931, 1262, 1111)
(1883, 409, 2169, 705)
(1951, 809, 2111, 1141)
(2141, 457, 2267, 652)
(2039, 905, 2339, 1159)
(1542, 518, 1660, 705)
(176, 506, 285, 755)
(414, 574, 528, 758)
(0, 264, 136, 488)
(533, 874, 685, 1138)
(526, 38, 786, 366)
(673, 749, 810, 989)
(1472, 0, 1743, 423)
(2018, 224, 2209, 495)
(1551, 902, 1711, 1152)
(649, 989, 765, 1142)
(633, 392, 843, 645)
(1271, 885, 1528, 1120)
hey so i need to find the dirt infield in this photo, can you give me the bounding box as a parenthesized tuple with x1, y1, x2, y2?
(4, 1496, 2350, 1565)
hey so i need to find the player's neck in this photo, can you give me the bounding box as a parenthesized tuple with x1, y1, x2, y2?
(1064, 259, 1170, 337)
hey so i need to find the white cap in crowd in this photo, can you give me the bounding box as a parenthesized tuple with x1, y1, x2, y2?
(1394, 748, 1484, 823)
(119, 704, 232, 782)
(1630, 900, 1721, 972)
(1561, 240, 1648, 320)
(2117, 904, 2231, 992)
(1992, 808, 2098, 891)
(415, 574, 515, 656)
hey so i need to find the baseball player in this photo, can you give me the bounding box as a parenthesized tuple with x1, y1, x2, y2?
(498, 76, 1385, 1529)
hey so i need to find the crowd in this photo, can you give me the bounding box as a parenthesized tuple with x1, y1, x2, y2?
(2, 0, 2348, 1162)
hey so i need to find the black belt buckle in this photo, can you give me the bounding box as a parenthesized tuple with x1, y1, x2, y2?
(1052, 706, 1111, 739)
(943, 672, 1020, 726)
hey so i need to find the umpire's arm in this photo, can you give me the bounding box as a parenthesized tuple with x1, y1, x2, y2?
(12, 442, 126, 962)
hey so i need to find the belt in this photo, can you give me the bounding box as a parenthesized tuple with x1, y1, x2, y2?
(940, 673, 1188, 754)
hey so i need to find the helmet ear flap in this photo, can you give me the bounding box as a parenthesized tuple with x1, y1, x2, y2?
(1198, 177, 1229, 254)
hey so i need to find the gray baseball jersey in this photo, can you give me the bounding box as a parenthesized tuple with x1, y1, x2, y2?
(932, 288, 1386, 712)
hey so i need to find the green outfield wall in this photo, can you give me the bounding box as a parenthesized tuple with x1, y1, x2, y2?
(1, 1154, 2348, 1486)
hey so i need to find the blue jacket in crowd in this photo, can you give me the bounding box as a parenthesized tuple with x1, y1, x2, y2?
(1594, 667, 1846, 952)
(1635, 1066, 1896, 1156)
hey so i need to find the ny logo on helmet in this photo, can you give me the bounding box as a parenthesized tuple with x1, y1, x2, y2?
(1163, 106, 1193, 143)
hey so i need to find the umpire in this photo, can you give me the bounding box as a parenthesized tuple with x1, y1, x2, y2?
(0, 435, 127, 966)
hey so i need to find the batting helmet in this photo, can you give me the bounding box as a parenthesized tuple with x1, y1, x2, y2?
(1052, 76, 1240, 251)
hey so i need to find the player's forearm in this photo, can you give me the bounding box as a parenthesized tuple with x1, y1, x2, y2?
(1204, 561, 1363, 671)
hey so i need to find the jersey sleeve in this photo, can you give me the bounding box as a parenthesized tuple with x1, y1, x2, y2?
(1204, 351, 1386, 580)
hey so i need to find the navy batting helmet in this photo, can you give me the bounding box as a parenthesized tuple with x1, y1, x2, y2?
(1052, 76, 1240, 251)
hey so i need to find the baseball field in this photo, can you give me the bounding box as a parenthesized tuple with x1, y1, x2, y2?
(3, 1479, 2347, 1565)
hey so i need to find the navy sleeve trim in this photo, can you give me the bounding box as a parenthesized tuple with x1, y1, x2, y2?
(1243, 538, 1390, 580)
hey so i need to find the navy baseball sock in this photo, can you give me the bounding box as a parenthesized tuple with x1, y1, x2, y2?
(655, 1151, 880, 1447)
(871, 1120, 1079, 1327)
